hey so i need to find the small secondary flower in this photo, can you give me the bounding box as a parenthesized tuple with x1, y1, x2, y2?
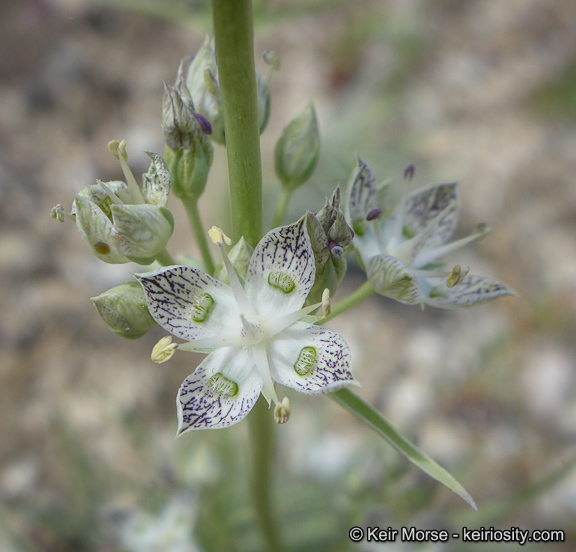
(345, 157, 514, 308)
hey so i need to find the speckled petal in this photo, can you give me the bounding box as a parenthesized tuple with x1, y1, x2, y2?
(423, 274, 516, 309)
(177, 348, 262, 433)
(73, 195, 127, 263)
(367, 254, 422, 305)
(136, 266, 238, 341)
(142, 151, 171, 207)
(244, 218, 315, 319)
(388, 183, 458, 251)
(268, 322, 355, 395)
(345, 156, 379, 238)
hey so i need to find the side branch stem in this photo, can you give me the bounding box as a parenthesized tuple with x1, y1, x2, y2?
(183, 198, 215, 274)
(321, 280, 375, 324)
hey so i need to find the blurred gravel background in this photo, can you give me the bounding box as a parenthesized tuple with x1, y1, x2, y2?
(1, 0, 576, 550)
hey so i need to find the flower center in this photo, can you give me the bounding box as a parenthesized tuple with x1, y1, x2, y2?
(240, 314, 266, 347)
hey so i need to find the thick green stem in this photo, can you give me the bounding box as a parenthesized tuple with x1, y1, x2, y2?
(321, 280, 375, 324)
(270, 187, 294, 229)
(247, 398, 284, 552)
(154, 248, 176, 267)
(211, 2, 281, 551)
(183, 198, 216, 274)
(212, 0, 263, 247)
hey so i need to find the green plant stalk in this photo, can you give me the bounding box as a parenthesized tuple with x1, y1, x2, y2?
(270, 187, 294, 229)
(211, 1, 282, 551)
(155, 248, 176, 266)
(321, 280, 374, 324)
(182, 198, 216, 274)
(247, 397, 284, 552)
(212, 0, 263, 248)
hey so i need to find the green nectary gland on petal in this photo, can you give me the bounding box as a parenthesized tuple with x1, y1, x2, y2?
(428, 286, 447, 298)
(192, 292, 215, 322)
(208, 373, 238, 397)
(268, 271, 296, 293)
(294, 346, 316, 376)
(402, 225, 416, 239)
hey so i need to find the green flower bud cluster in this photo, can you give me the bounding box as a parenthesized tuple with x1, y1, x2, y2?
(162, 61, 214, 201)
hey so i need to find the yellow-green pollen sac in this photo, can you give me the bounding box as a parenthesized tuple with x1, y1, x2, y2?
(268, 271, 296, 293)
(294, 346, 316, 376)
(208, 373, 238, 397)
(192, 293, 215, 322)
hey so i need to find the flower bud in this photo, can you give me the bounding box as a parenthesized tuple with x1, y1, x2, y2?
(305, 186, 354, 304)
(275, 103, 319, 190)
(186, 37, 224, 144)
(186, 36, 271, 144)
(91, 282, 157, 339)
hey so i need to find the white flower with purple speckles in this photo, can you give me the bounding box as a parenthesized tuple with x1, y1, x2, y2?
(345, 157, 515, 308)
(136, 218, 356, 433)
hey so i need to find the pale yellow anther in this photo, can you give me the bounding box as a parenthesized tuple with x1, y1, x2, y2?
(274, 397, 291, 424)
(151, 336, 177, 364)
(107, 140, 121, 159)
(322, 288, 331, 317)
(446, 265, 469, 288)
(208, 226, 232, 246)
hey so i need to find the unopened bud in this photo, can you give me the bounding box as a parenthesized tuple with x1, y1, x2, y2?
(91, 282, 157, 339)
(275, 103, 319, 190)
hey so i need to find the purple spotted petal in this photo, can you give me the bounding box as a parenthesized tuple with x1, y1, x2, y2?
(367, 254, 422, 305)
(268, 322, 355, 395)
(423, 274, 516, 309)
(244, 218, 315, 320)
(387, 183, 459, 251)
(177, 347, 262, 433)
(345, 156, 379, 237)
(136, 266, 238, 341)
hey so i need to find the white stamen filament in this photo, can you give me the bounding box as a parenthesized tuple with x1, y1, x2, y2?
(413, 229, 488, 268)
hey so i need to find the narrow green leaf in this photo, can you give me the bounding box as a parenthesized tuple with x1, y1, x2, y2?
(330, 388, 477, 510)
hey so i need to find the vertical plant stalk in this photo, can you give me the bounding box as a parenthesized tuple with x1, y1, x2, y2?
(212, 0, 263, 248)
(211, 2, 282, 551)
